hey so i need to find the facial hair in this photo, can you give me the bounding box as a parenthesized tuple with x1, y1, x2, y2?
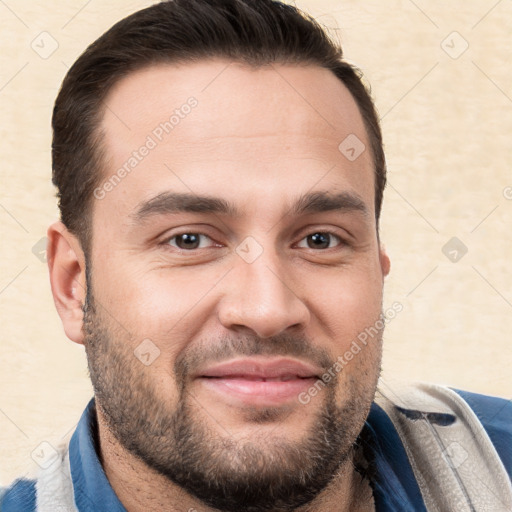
(82, 281, 381, 512)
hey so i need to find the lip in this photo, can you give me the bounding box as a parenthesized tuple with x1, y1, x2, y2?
(194, 357, 322, 406)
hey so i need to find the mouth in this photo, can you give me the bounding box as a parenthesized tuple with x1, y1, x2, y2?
(194, 357, 322, 406)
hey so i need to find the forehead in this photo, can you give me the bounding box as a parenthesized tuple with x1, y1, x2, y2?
(96, 60, 374, 222)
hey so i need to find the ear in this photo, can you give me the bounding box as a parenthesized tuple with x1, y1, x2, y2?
(47, 221, 87, 345)
(379, 242, 391, 278)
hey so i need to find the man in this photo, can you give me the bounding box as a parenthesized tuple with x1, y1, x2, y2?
(1, 0, 511, 511)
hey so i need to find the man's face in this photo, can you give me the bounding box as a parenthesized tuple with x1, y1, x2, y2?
(83, 60, 389, 511)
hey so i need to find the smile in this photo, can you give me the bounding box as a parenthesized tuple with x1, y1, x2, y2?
(195, 357, 322, 406)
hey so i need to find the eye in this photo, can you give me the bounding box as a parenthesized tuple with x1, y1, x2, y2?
(296, 232, 343, 250)
(165, 233, 214, 250)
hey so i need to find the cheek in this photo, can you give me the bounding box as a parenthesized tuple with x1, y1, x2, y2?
(90, 262, 221, 359)
(93, 258, 203, 321)
(307, 266, 383, 352)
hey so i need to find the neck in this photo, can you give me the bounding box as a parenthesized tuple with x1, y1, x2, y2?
(96, 408, 374, 512)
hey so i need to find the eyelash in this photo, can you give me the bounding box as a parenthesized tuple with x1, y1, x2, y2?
(161, 230, 347, 252)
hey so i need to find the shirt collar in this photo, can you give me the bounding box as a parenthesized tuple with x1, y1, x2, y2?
(69, 399, 126, 512)
(360, 402, 427, 512)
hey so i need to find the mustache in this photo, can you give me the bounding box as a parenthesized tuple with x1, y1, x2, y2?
(174, 333, 334, 383)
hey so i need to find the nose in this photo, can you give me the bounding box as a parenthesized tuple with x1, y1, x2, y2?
(217, 251, 310, 339)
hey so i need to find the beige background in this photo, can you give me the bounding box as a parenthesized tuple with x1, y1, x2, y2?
(1, 0, 511, 485)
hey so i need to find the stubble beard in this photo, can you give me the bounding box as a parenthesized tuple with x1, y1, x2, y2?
(82, 287, 381, 512)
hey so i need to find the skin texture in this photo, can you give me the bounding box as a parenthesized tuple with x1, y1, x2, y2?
(47, 60, 390, 511)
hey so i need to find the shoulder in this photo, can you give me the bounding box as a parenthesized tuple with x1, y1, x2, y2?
(451, 387, 512, 477)
(373, 381, 512, 510)
(0, 438, 74, 512)
(0, 478, 37, 512)
(374, 380, 512, 476)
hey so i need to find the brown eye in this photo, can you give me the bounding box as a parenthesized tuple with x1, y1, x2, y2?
(167, 233, 209, 250)
(297, 232, 342, 250)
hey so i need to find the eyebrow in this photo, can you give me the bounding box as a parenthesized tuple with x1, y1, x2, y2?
(132, 192, 237, 221)
(131, 190, 369, 223)
(290, 191, 368, 217)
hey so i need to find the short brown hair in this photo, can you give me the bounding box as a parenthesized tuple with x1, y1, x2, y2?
(52, 0, 386, 254)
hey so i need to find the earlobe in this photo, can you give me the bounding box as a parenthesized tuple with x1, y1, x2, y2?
(47, 221, 87, 345)
(379, 243, 391, 278)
